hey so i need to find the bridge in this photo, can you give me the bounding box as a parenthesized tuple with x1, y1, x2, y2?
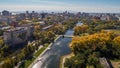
(60, 35, 74, 38)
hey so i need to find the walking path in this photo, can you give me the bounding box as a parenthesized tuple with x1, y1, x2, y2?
(28, 35, 61, 68)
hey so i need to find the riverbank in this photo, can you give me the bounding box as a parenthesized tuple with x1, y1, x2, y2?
(60, 53, 74, 68)
(28, 22, 82, 68)
(28, 35, 61, 68)
(59, 22, 83, 68)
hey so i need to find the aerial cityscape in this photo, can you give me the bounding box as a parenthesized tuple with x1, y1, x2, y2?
(0, 0, 120, 68)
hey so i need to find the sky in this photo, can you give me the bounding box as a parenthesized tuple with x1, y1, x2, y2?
(0, 0, 120, 13)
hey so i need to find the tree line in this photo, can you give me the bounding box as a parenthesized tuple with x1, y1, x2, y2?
(65, 31, 120, 68)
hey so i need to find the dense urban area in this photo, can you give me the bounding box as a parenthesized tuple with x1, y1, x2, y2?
(0, 10, 120, 68)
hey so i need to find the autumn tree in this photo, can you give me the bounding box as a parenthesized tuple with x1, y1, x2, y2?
(52, 24, 66, 35)
(74, 24, 88, 35)
(113, 36, 120, 58)
(65, 31, 120, 68)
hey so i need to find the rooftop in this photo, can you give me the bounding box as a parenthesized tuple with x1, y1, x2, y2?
(42, 25, 53, 30)
(5, 27, 26, 32)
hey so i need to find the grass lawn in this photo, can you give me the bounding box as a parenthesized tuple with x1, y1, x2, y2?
(34, 43, 49, 57)
(111, 60, 120, 62)
(24, 58, 35, 68)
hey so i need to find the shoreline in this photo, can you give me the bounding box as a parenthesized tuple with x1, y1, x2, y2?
(28, 35, 61, 68)
(60, 53, 74, 68)
(59, 36, 74, 68)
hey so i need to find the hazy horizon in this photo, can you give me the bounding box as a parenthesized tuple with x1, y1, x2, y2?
(0, 0, 120, 13)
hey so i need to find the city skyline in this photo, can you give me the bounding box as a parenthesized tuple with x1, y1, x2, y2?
(0, 0, 120, 13)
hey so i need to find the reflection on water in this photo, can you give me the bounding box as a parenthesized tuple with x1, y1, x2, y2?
(65, 30, 74, 36)
(55, 41, 61, 45)
(41, 37, 72, 68)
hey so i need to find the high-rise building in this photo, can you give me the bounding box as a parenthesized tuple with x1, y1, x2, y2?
(26, 11, 29, 18)
(32, 11, 35, 18)
(19, 13, 26, 20)
(26, 11, 29, 14)
(41, 13, 45, 19)
(32, 11, 35, 14)
(2, 10, 10, 16)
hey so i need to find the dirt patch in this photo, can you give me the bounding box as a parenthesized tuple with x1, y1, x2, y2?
(111, 61, 120, 68)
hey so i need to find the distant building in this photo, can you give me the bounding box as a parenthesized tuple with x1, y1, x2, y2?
(10, 21, 18, 27)
(100, 15, 119, 21)
(32, 11, 35, 16)
(107, 16, 119, 21)
(32, 11, 39, 19)
(76, 12, 81, 18)
(118, 17, 120, 21)
(41, 13, 46, 19)
(100, 16, 107, 21)
(0, 16, 16, 24)
(18, 13, 26, 20)
(21, 23, 34, 37)
(25, 11, 29, 18)
(2, 10, 10, 16)
(8, 17, 16, 24)
(0, 16, 9, 23)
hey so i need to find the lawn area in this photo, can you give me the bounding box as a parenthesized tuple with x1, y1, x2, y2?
(34, 43, 49, 57)
(111, 60, 120, 62)
(23, 58, 35, 68)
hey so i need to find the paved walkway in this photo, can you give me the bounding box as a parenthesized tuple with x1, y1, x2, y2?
(28, 35, 61, 68)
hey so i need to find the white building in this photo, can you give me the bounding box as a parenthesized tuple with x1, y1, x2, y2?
(100, 16, 107, 21)
(118, 17, 120, 21)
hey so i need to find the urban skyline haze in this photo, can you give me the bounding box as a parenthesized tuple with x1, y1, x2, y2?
(0, 0, 120, 13)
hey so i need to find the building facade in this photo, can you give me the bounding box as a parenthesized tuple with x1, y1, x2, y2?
(4, 25, 34, 45)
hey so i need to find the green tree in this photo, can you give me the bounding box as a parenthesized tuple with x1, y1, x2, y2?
(2, 58, 13, 68)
